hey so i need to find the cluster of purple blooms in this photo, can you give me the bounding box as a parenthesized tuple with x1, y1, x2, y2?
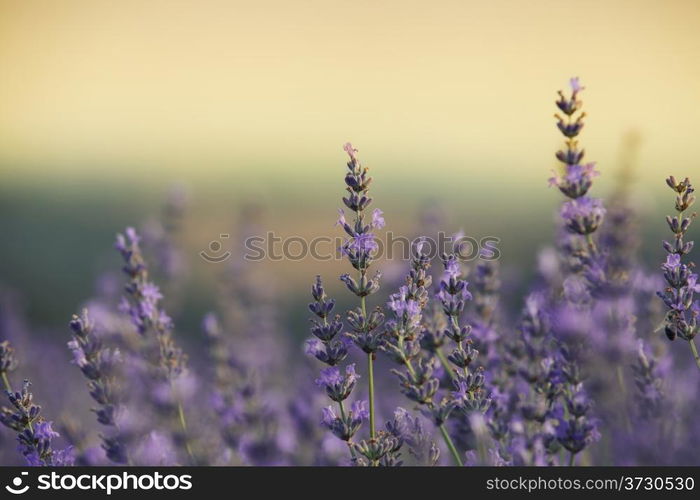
(302, 78, 691, 466)
(0, 77, 698, 466)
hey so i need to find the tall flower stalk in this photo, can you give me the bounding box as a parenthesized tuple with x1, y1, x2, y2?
(548, 78, 602, 465)
(337, 143, 384, 439)
(658, 176, 699, 369)
(306, 276, 366, 462)
(115, 227, 194, 462)
(551, 78, 604, 258)
(1, 380, 74, 466)
(68, 309, 129, 463)
(435, 254, 491, 463)
(381, 241, 464, 465)
(0, 342, 75, 465)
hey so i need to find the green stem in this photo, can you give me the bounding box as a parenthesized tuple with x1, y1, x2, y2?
(689, 339, 700, 371)
(568, 452, 576, 466)
(1, 372, 11, 392)
(435, 349, 456, 381)
(367, 351, 375, 439)
(171, 385, 196, 464)
(359, 286, 376, 440)
(439, 424, 463, 466)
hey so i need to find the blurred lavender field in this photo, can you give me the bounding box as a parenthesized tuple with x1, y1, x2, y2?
(2, 1, 700, 467)
(0, 78, 699, 466)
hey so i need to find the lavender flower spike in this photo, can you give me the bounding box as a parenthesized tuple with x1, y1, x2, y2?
(0, 380, 74, 466)
(379, 241, 464, 465)
(315, 364, 359, 402)
(338, 143, 385, 439)
(553, 387, 600, 465)
(115, 227, 194, 462)
(321, 400, 369, 442)
(116, 226, 187, 377)
(68, 309, 129, 463)
(305, 275, 363, 461)
(552, 77, 605, 256)
(657, 176, 700, 368)
(560, 197, 606, 236)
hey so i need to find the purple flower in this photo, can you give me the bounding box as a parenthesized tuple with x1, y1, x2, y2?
(33, 421, 59, 441)
(343, 142, 358, 162)
(351, 400, 369, 422)
(320, 400, 367, 441)
(347, 233, 378, 253)
(320, 406, 337, 428)
(663, 253, 681, 271)
(141, 282, 163, 305)
(570, 77, 583, 93)
(305, 337, 349, 366)
(560, 197, 606, 235)
(371, 209, 385, 229)
(387, 287, 422, 330)
(385, 408, 438, 465)
(67, 340, 88, 367)
(315, 364, 358, 402)
(553, 405, 600, 457)
(549, 163, 600, 198)
(436, 279, 472, 314)
(305, 338, 325, 357)
(689, 274, 700, 293)
(335, 209, 347, 227)
(444, 256, 461, 278)
(1, 380, 74, 466)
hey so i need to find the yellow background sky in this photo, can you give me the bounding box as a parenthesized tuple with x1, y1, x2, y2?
(0, 0, 698, 188)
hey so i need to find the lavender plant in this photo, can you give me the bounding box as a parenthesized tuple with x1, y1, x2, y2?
(67, 309, 128, 463)
(435, 255, 491, 454)
(306, 275, 366, 462)
(381, 241, 463, 465)
(544, 78, 604, 465)
(114, 227, 194, 462)
(1, 379, 74, 466)
(551, 77, 605, 259)
(658, 176, 699, 368)
(336, 143, 384, 438)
